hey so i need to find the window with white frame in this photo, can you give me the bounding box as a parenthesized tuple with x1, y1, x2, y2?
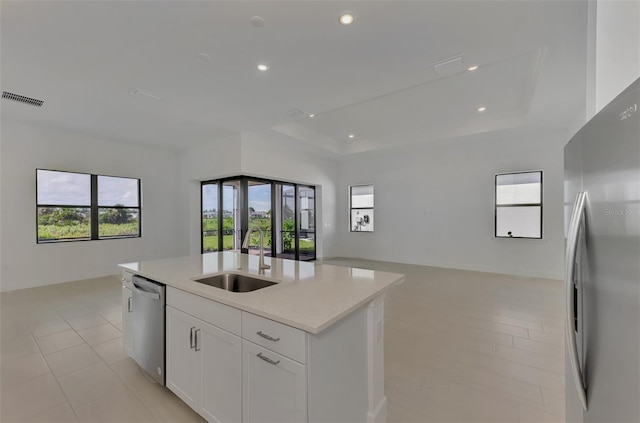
(350, 184, 374, 232)
(495, 171, 542, 239)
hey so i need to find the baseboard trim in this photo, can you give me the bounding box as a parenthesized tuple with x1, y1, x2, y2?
(368, 395, 387, 423)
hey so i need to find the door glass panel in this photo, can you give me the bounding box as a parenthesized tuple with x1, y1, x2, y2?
(202, 183, 219, 252)
(223, 180, 241, 251)
(276, 184, 295, 259)
(298, 186, 315, 261)
(247, 180, 272, 256)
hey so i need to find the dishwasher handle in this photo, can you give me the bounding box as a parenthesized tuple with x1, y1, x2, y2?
(132, 284, 161, 301)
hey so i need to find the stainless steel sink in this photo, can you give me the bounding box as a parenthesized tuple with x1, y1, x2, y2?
(192, 273, 277, 292)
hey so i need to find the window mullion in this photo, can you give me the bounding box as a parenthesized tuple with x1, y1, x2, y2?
(294, 185, 299, 261)
(218, 182, 223, 252)
(91, 175, 98, 240)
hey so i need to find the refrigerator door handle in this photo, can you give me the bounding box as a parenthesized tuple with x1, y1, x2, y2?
(565, 191, 588, 411)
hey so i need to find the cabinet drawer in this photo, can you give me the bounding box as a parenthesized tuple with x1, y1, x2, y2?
(167, 287, 241, 336)
(242, 312, 307, 364)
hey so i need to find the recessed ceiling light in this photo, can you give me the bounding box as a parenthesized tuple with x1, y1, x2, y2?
(257, 63, 270, 71)
(468, 65, 479, 71)
(339, 12, 355, 25)
(308, 114, 315, 118)
(477, 106, 486, 112)
(348, 134, 355, 139)
(250, 16, 265, 28)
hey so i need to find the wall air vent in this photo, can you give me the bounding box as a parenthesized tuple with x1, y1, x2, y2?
(2, 91, 44, 107)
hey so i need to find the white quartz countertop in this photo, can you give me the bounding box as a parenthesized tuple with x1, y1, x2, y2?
(119, 252, 405, 334)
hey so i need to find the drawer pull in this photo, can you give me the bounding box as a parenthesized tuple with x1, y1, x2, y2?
(256, 331, 280, 342)
(257, 352, 280, 365)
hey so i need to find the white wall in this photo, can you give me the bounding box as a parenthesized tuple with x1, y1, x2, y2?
(240, 131, 340, 259)
(178, 133, 242, 255)
(337, 129, 566, 279)
(178, 130, 340, 258)
(593, 0, 640, 114)
(0, 120, 185, 291)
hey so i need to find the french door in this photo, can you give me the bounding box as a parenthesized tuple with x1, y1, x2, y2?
(201, 176, 315, 261)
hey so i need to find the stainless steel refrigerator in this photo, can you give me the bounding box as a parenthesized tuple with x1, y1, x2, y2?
(564, 78, 639, 423)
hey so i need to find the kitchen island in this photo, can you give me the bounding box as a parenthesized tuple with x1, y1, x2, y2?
(120, 252, 405, 423)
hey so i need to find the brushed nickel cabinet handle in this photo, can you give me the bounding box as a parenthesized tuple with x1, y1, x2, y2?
(257, 331, 280, 342)
(257, 352, 280, 365)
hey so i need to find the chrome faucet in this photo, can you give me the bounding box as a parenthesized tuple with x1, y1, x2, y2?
(242, 226, 271, 274)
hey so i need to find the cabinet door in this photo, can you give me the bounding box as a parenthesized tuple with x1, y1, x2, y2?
(166, 306, 200, 410)
(199, 320, 242, 423)
(243, 341, 307, 423)
(121, 286, 134, 358)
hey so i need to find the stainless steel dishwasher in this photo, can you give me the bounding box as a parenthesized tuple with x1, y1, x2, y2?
(131, 275, 165, 385)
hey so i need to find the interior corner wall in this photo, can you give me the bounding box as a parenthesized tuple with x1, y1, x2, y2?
(239, 131, 340, 259)
(337, 130, 566, 280)
(594, 0, 640, 113)
(0, 121, 3, 290)
(0, 120, 185, 292)
(178, 134, 243, 255)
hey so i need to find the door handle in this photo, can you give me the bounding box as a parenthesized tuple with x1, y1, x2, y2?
(127, 297, 132, 313)
(132, 284, 161, 301)
(565, 191, 588, 411)
(190, 327, 196, 349)
(194, 329, 201, 351)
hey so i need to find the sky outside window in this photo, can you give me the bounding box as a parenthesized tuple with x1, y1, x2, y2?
(37, 170, 90, 205)
(248, 183, 271, 212)
(98, 176, 139, 206)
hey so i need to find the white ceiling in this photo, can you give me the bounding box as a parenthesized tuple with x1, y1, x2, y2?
(1, 1, 588, 155)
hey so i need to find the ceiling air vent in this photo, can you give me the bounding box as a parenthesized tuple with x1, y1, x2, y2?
(286, 109, 305, 120)
(432, 55, 464, 76)
(2, 91, 44, 107)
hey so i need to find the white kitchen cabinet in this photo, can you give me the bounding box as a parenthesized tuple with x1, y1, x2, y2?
(166, 306, 200, 411)
(242, 340, 307, 423)
(166, 304, 242, 423)
(121, 272, 134, 358)
(200, 318, 242, 423)
(158, 284, 385, 423)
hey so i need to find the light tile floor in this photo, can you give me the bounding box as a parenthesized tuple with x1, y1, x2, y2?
(0, 260, 565, 422)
